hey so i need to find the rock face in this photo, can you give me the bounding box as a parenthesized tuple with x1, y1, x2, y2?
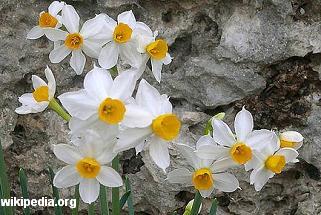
(1, 0, 321, 214)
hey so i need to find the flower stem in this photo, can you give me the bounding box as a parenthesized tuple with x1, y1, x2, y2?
(48, 98, 71, 121)
(72, 185, 80, 215)
(99, 185, 109, 215)
(190, 191, 202, 215)
(112, 156, 120, 214)
(88, 203, 95, 215)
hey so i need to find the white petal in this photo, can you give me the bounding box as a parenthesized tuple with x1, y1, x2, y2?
(119, 42, 142, 68)
(70, 50, 86, 75)
(134, 22, 153, 37)
(53, 165, 80, 188)
(82, 40, 102, 58)
(245, 129, 274, 149)
(69, 116, 119, 145)
(213, 172, 239, 192)
(250, 166, 274, 191)
(166, 168, 192, 185)
(137, 35, 154, 53)
(84, 66, 112, 101)
(199, 187, 214, 198)
(210, 157, 237, 172)
(79, 178, 100, 204)
(48, 1, 65, 16)
(15, 94, 48, 114)
(117, 10, 136, 29)
(96, 166, 123, 187)
(114, 127, 151, 153)
(259, 132, 279, 157)
(102, 13, 117, 32)
(96, 149, 116, 165)
(234, 107, 253, 142)
(98, 42, 119, 69)
(136, 79, 162, 116)
(276, 148, 299, 163)
(44, 28, 68, 41)
(159, 95, 172, 114)
(58, 90, 98, 120)
(122, 103, 153, 128)
(110, 70, 136, 101)
(49, 45, 71, 63)
(32, 75, 46, 90)
(162, 53, 172, 65)
(176, 143, 202, 169)
(62, 5, 79, 33)
(53, 144, 82, 164)
(27, 26, 44, 39)
(80, 14, 106, 39)
(244, 150, 264, 171)
(195, 144, 229, 160)
(135, 142, 146, 154)
(149, 138, 170, 172)
(196, 135, 216, 148)
(45, 66, 56, 100)
(151, 59, 163, 83)
(212, 119, 236, 147)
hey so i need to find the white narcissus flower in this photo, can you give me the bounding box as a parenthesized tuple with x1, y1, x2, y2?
(279, 131, 304, 150)
(137, 30, 172, 82)
(53, 141, 122, 204)
(113, 79, 181, 171)
(45, 5, 106, 74)
(58, 65, 136, 137)
(167, 142, 239, 198)
(195, 107, 277, 171)
(250, 132, 299, 191)
(27, 1, 65, 39)
(15, 66, 56, 114)
(98, 10, 150, 69)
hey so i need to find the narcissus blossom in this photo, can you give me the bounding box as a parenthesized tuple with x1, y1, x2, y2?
(279, 131, 304, 149)
(45, 5, 106, 74)
(53, 141, 122, 203)
(58, 66, 136, 136)
(137, 30, 172, 82)
(15, 66, 56, 114)
(27, 1, 65, 39)
(98, 10, 151, 69)
(167, 142, 239, 198)
(114, 79, 181, 171)
(195, 107, 275, 171)
(250, 132, 299, 191)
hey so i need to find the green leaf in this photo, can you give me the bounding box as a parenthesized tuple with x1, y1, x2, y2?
(19, 168, 31, 215)
(111, 156, 120, 215)
(190, 191, 202, 215)
(125, 177, 134, 215)
(99, 185, 109, 215)
(88, 203, 95, 215)
(48, 167, 63, 215)
(71, 185, 79, 215)
(0, 182, 6, 215)
(119, 191, 131, 209)
(0, 141, 13, 215)
(209, 198, 218, 215)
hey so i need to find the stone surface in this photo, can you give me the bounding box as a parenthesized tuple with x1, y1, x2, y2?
(1, 0, 321, 214)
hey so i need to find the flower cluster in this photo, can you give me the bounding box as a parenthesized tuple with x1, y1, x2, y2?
(16, 0, 304, 209)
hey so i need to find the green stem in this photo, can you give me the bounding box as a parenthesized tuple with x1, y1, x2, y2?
(88, 203, 95, 215)
(209, 198, 218, 215)
(99, 185, 109, 215)
(71, 185, 79, 215)
(0, 141, 13, 215)
(19, 168, 31, 215)
(48, 98, 71, 121)
(125, 177, 134, 215)
(110, 66, 118, 78)
(190, 191, 202, 215)
(112, 156, 120, 215)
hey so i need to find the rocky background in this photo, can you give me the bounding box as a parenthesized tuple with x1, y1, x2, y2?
(1, 0, 321, 214)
